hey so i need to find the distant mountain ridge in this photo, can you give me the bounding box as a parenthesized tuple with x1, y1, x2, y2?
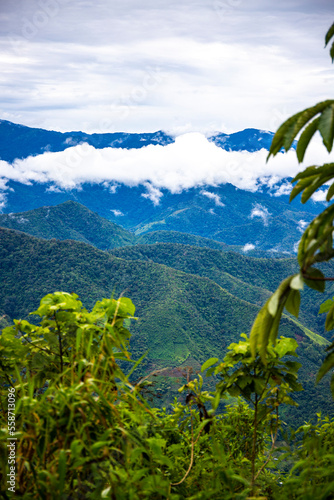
(0, 120, 315, 254)
(0, 188, 319, 254)
(0, 200, 331, 340)
(0, 119, 288, 163)
(0, 119, 174, 163)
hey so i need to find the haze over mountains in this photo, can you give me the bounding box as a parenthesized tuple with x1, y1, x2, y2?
(0, 120, 324, 254)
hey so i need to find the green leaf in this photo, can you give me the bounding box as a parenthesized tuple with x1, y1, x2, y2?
(319, 297, 334, 314)
(58, 449, 67, 496)
(116, 297, 136, 317)
(330, 43, 334, 64)
(201, 357, 219, 372)
(285, 289, 301, 318)
(275, 337, 298, 358)
(268, 100, 334, 160)
(296, 117, 320, 162)
(284, 360, 302, 373)
(290, 274, 304, 290)
(318, 103, 334, 152)
(325, 22, 334, 47)
(303, 268, 326, 293)
(268, 289, 280, 316)
(212, 390, 221, 410)
(326, 182, 334, 201)
(331, 373, 334, 398)
(102, 487, 112, 498)
(325, 22, 334, 63)
(325, 303, 334, 331)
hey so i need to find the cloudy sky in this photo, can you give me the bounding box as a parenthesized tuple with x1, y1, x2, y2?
(0, 0, 333, 210)
(0, 0, 333, 134)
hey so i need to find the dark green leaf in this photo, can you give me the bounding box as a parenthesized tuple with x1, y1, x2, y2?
(325, 22, 334, 48)
(285, 289, 301, 318)
(318, 103, 334, 152)
(296, 117, 320, 162)
(325, 303, 334, 331)
(303, 268, 326, 293)
(268, 101, 334, 160)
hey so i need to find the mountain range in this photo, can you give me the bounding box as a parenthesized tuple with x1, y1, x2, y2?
(0, 120, 317, 254)
(0, 200, 333, 425)
(0, 119, 281, 163)
(1, 120, 333, 425)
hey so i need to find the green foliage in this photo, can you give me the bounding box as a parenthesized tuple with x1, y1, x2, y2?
(0, 292, 287, 499)
(275, 415, 334, 499)
(0, 290, 333, 499)
(202, 334, 302, 494)
(250, 23, 334, 396)
(1, 227, 334, 425)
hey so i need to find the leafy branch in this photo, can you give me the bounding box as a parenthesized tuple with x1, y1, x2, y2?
(250, 22, 334, 394)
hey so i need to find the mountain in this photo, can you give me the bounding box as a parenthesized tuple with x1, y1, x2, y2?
(0, 226, 333, 424)
(110, 242, 334, 341)
(209, 128, 276, 152)
(0, 200, 134, 250)
(1, 182, 320, 254)
(0, 120, 320, 254)
(0, 200, 328, 339)
(0, 120, 293, 164)
(0, 119, 174, 163)
(0, 200, 289, 258)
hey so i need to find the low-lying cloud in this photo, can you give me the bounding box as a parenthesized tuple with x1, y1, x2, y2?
(243, 243, 256, 252)
(1, 132, 334, 208)
(250, 203, 272, 226)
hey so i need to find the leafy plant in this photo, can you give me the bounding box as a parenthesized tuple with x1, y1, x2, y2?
(249, 22, 334, 395)
(202, 334, 302, 496)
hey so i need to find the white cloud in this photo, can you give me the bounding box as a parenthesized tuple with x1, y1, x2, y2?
(141, 182, 163, 205)
(297, 220, 308, 232)
(273, 183, 292, 196)
(201, 190, 225, 206)
(110, 209, 124, 216)
(243, 243, 256, 252)
(293, 240, 301, 253)
(250, 203, 271, 226)
(311, 190, 327, 202)
(1, 132, 334, 207)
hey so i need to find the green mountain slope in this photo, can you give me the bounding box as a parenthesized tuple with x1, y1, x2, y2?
(0, 200, 134, 250)
(111, 242, 334, 340)
(136, 229, 289, 258)
(0, 227, 333, 424)
(0, 201, 290, 258)
(0, 227, 261, 360)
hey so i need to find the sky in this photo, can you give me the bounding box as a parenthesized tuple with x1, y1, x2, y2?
(0, 0, 333, 134)
(0, 1, 333, 209)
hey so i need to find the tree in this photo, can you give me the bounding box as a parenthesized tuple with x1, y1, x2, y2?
(250, 22, 334, 395)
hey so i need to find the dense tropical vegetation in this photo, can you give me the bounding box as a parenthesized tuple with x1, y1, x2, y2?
(1, 22, 334, 500)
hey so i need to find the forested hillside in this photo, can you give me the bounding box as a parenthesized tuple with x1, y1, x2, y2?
(1, 225, 332, 425)
(0, 200, 134, 250)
